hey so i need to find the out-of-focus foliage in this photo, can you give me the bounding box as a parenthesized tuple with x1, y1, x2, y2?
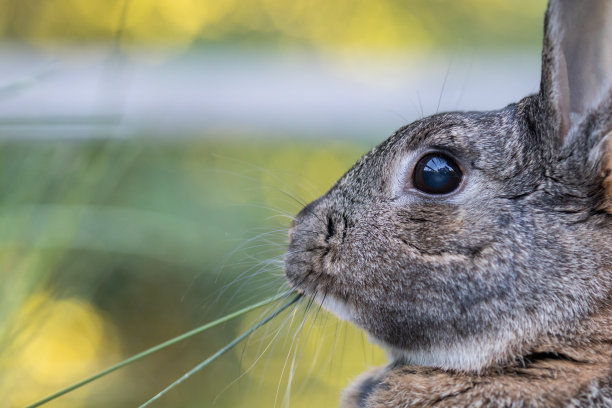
(0, 140, 387, 407)
(1, 0, 546, 51)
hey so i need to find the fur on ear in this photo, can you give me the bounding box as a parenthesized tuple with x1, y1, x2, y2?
(539, 0, 612, 210)
(540, 0, 612, 142)
(602, 135, 612, 213)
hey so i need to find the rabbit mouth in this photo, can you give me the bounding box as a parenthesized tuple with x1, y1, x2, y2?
(284, 238, 360, 326)
(284, 259, 344, 304)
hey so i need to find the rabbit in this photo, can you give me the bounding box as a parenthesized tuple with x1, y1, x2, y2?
(284, 0, 612, 407)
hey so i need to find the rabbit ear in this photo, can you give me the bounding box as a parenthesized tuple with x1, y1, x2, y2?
(604, 144, 612, 212)
(539, 0, 612, 143)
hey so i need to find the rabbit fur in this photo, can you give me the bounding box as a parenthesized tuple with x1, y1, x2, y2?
(284, 0, 612, 407)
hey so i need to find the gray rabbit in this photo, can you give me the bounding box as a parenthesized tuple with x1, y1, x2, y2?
(284, 0, 612, 406)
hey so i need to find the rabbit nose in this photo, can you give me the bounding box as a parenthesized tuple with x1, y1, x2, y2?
(289, 198, 323, 239)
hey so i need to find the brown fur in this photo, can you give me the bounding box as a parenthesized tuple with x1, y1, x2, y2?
(343, 349, 612, 408)
(343, 314, 612, 407)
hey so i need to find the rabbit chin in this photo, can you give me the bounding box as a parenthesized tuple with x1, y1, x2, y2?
(380, 339, 515, 373)
(313, 293, 355, 322)
(314, 293, 517, 372)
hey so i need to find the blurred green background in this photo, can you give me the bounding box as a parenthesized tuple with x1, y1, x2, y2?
(0, 1, 547, 407)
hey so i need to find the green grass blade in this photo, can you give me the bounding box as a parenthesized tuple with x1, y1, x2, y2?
(139, 293, 302, 408)
(25, 290, 295, 408)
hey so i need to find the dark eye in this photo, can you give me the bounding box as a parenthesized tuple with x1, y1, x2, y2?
(412, 153, 463, 194)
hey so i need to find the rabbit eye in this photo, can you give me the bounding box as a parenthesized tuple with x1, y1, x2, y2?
(412, 153, 462, 194)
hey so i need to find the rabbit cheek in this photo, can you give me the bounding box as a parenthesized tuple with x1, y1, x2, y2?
(396, 206, 465, 253)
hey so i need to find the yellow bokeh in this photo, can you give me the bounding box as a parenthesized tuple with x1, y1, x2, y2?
(258, 145, 359, 214)
(0, 293, 121, 408)
(260, 147, 309, 210)
(125, 0, 236, 45)
(0, 0, 547, 54)
(25, 0, 124, 45)
(16, 0, 237, 56)
(301, 149, 351, 196)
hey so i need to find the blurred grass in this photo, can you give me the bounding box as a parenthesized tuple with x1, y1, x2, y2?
(0, 138, 389, 407)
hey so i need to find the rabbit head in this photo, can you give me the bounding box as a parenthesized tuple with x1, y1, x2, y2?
(284, 0, 612, 372)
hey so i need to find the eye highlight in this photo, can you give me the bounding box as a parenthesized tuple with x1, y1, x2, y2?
(412, 153, 462, 194)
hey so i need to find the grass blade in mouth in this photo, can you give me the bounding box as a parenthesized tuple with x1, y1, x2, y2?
(26, 290, 296, 408)
(139, 293, 303, 408)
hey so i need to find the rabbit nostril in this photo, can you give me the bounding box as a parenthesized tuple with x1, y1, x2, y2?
(325, 217, 336, 242)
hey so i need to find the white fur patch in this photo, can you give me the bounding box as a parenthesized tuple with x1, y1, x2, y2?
(382, 338, 515, 372)
(314, 293, 355, 322)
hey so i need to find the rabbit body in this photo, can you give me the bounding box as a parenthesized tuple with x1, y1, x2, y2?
(342, 331, 612, 407)
(284, 1, 612, 406)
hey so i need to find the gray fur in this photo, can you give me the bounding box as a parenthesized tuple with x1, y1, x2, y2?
(284, 1, 612, 406)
